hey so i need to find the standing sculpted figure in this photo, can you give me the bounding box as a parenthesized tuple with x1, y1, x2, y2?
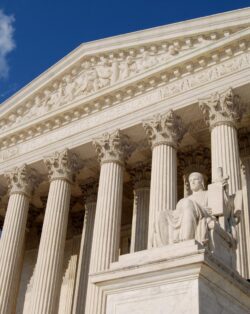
(155, 172, 212, 246)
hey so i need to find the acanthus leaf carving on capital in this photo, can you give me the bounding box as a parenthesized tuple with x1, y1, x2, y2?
(93, 129, 131, 165)
(44, 149, 82, 182)
(199, 87, 245, 128)
(129, 161, 151, 189)
(5, 164, 40, 197)
(142, 109, 186, 148)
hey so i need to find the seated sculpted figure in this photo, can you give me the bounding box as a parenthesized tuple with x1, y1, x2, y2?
(154, 172, 213, 247)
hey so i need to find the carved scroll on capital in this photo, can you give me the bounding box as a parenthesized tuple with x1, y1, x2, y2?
(93, 129, 131, 165)
(129, 161, 151, 189)
(142, 110, 186, 148)
(199, 87, 244, 128)
(5, 164, 39, 197)
(44, 149, 82, 182)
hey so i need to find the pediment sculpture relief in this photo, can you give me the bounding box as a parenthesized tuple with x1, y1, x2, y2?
(154, 170, 242, 254)
(0, 32, 228, 132)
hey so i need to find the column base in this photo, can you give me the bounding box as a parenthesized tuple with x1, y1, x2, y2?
(90, 240, 250, 314)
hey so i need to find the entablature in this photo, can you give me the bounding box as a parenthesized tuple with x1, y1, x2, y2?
(0, 9, 250, 173)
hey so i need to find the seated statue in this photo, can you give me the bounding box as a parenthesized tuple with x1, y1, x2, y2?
(155, 172, 211, 247)
(154, 171, 241, 248)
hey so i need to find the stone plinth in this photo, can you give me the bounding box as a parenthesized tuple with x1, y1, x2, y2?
(90, 241, 250, 314)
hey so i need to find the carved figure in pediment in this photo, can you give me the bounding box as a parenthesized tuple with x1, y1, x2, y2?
(43, 81, 64, 110)
(119, 56, 137, 80)
(63, 74, 77, 103)
(96, 57, 113, 88)
(136, 51, 158, 71)
(74, 61, 99, 96)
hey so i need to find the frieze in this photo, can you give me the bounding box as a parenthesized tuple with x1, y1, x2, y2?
(0, 49, 249, 163)
(0, 29, 247, 135)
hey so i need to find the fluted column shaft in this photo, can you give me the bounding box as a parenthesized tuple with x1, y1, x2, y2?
(29, 179, 71, 314)
(241, 157, 250, 279)
(211, 124, 248, 277)
(199, 87, 247, 277)
(149, 145, 177, 247)
(85, 130, 128, 314)
(143, 110, 185, 248)
(29, 149, 79, 314)
(130, 187, 150, 252)
(0, 165, 35, 314)
(85, 163, 123, 314)
(211, 124, 241, 194)
(72, 186, 97, 314)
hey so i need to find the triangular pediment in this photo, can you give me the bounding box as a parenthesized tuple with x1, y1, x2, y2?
(0, 8, 250, 136)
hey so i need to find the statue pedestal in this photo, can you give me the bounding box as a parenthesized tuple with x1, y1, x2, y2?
(90, 240, 250, 314)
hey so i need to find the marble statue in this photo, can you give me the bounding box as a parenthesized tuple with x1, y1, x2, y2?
(155, 172, 212, 246)
(154, 171, 241, 247)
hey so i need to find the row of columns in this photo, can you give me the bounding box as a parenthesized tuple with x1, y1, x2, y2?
(0, 87, 249, 314)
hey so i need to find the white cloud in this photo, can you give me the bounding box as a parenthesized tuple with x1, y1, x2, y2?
(0, 10, 15, 79)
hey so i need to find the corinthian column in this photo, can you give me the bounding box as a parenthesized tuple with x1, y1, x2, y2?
(239, 130, 250, 279)
(129, 162, 150, 252)
(29, 149, 80, 314)
(143, 110, 186, 248)
(72, 179, 98, 314)
(0, 165, 37, 314)
(85, 130, 130, 314)
(199, 87, 247, 277)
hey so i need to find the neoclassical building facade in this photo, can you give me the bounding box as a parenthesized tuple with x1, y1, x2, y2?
(0, 8, 250, 314)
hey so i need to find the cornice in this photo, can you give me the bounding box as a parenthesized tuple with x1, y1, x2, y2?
(0, 29, 249, 152)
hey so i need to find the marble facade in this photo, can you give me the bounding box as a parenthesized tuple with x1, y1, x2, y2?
(0, 8, 250, 314)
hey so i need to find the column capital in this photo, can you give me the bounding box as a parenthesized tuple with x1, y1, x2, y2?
(129, 161, 151, 189)
(142, 109, 186, 149)
(80, 178, 98, 204)
(5, 164, 39, 197)
(199, 87, 244, 129)
(93, 129, 131, 165)
(44, 149, 82, 182)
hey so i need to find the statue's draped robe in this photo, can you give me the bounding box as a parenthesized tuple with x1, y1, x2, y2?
(154, 191, 209, 247)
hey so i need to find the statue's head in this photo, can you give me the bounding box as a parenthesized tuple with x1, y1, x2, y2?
(188, 172, 205, 192)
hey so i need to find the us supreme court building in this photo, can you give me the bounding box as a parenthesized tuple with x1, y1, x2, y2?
(0, 8, 250, 314)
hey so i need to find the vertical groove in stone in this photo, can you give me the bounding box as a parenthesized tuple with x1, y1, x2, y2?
(242, 157, 250, 278)
(58, 236, 81, 314)
(130, 188, 150, 252)
(148, 144, 177, 248)
(85, 161, 123, 314)
(211, 125, 241, 193)
(72, 202, 96, 314)
(29, 179, 71, 314)
(211, 124, 248, 278)
(0, 193, 29, 314)
(241, 157, 250, 279)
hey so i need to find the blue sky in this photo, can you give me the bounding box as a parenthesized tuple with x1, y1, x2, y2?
(0, 0, 249, 103)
